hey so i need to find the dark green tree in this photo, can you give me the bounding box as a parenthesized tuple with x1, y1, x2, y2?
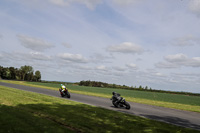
(34, 70, 41, 82)
(145, 86, 148, 90)
(1, 67, 11, 79)
(20, 65, 34, 80)
(9, 67, 16, 79)
(15, 68, 22, 80)
(0, 66, 3, 79)
(139, 85, 143, 90)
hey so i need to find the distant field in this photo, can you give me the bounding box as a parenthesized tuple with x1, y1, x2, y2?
(26, 82, 200, 106)
(1, 85, 199, 133)
(1, 80, 200, 113)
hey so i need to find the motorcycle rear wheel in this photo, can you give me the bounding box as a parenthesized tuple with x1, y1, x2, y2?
(112, 101, 118, 108)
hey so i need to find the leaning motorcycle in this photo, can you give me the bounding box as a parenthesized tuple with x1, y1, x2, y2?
(111, 98, 130, 110)
(59, 88, 71, 98)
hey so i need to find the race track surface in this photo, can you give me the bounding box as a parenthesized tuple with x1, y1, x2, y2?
(0, 82, 200, 130)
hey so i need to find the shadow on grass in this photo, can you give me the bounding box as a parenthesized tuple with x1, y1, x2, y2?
(1, 103, 200, 133)
(140, 114, 200, 131)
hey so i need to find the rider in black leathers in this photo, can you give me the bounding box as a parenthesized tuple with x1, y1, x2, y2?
(111, 92, 123, 107)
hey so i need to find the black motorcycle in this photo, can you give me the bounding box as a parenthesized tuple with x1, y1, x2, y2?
(59, 88, 71, 98)
(111, 97, 130, 110)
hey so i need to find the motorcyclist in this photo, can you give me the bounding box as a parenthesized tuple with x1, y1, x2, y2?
(111, 92, 123, 107)
(60, 84, 67, 93)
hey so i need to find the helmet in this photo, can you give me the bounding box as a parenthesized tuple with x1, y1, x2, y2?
(112, 92, 116, 95)
(61, 84, 65, 88)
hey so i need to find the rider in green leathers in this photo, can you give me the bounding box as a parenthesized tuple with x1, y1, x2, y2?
(60, 84, 67, 92)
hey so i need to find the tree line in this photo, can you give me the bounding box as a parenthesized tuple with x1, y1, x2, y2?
(79, 80, 151, 90)
(0, 65, 41, 81)
(79, 80, 200, 96)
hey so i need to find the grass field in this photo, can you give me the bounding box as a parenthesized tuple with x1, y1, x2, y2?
(1, 85, 200, 133)
(1, 80, 200, 113)
(28, 82, 200, 106)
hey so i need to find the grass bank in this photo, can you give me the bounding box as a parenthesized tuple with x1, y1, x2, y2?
(1, 80, 200, 113)
(0, 85, 199, 133)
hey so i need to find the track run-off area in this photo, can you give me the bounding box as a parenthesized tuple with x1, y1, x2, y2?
(0, 81, 200, 130)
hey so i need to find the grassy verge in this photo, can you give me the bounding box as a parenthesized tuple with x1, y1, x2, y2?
(1, 80, 200, 113)
(0, 85, 199, 133)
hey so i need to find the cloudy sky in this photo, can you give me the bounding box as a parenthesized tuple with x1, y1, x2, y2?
(0, 0, 200, 93)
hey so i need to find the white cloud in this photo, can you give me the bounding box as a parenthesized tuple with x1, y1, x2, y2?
(126, 63, 138, 69)
(0, 51, 55, 71)
(112, 0, 141, 6)
(189, 57, 200, 67)
(0, 34, 3, 39)
(49, 0, 102, 10)
(17, 34, 54, 51)
(189, 0, 200, 16)
(49, 0, 70, 7)
(96, 65, 108, 71)
(74, 65, 93, 71)
(155, 72, 165, 77)
(146, 70, 167, 78)
(112, 71, 125, 77)
(30, 52, 52, 61)
(112, 66, 126, 71)
(0, 53, 3, 59)
(171, 35, 200, 46)
(165, 53, 187, 63)
(168, 78, 179, 83)
(155, 53, 200, 68)
(62, 42, 72, 48)
(170, 72, 200, 84)
(1, 51, 52, 62)
(75, 0, 102, 10)
(171, 72, 200, 79)
(57, 53, 88, 63)
(89, 53, 113, 63)
(107, 42, 144, 54)
(155, 62, 179, 69)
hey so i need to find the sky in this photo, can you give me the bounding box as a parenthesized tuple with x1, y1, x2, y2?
(0, 0, 200, 93)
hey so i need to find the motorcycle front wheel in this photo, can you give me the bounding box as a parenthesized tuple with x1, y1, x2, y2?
(66, 91, 71, 98)
(124, 101, 131, 110)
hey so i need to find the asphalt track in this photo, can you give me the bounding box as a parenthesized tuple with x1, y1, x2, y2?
(1, 82, 200, 130)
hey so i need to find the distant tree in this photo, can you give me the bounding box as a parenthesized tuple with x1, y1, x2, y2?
(34, 70, 41, 82)
(0, 65, 42, 82)
(79, 81, 84, 86)
(112, 84, 116, 88)
(20, 65, 34, 80)
(0, 66, 3, 79)
(9, 67, 16, 79)
(145, 86, 148, 90)
(27, 72, 34, 81)
(85, 80, 90, 86)
(15, 68, 22, 80)
(1, 68, 11, 79)
(139, 85, 143, 90)
(103, 82, 108, 87)
(20, 66, 27, 80)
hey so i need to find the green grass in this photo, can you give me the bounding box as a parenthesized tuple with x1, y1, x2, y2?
(1, 80, 200, 113)
(0, 85, 200, 133)
(26, 82, 200, 106)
